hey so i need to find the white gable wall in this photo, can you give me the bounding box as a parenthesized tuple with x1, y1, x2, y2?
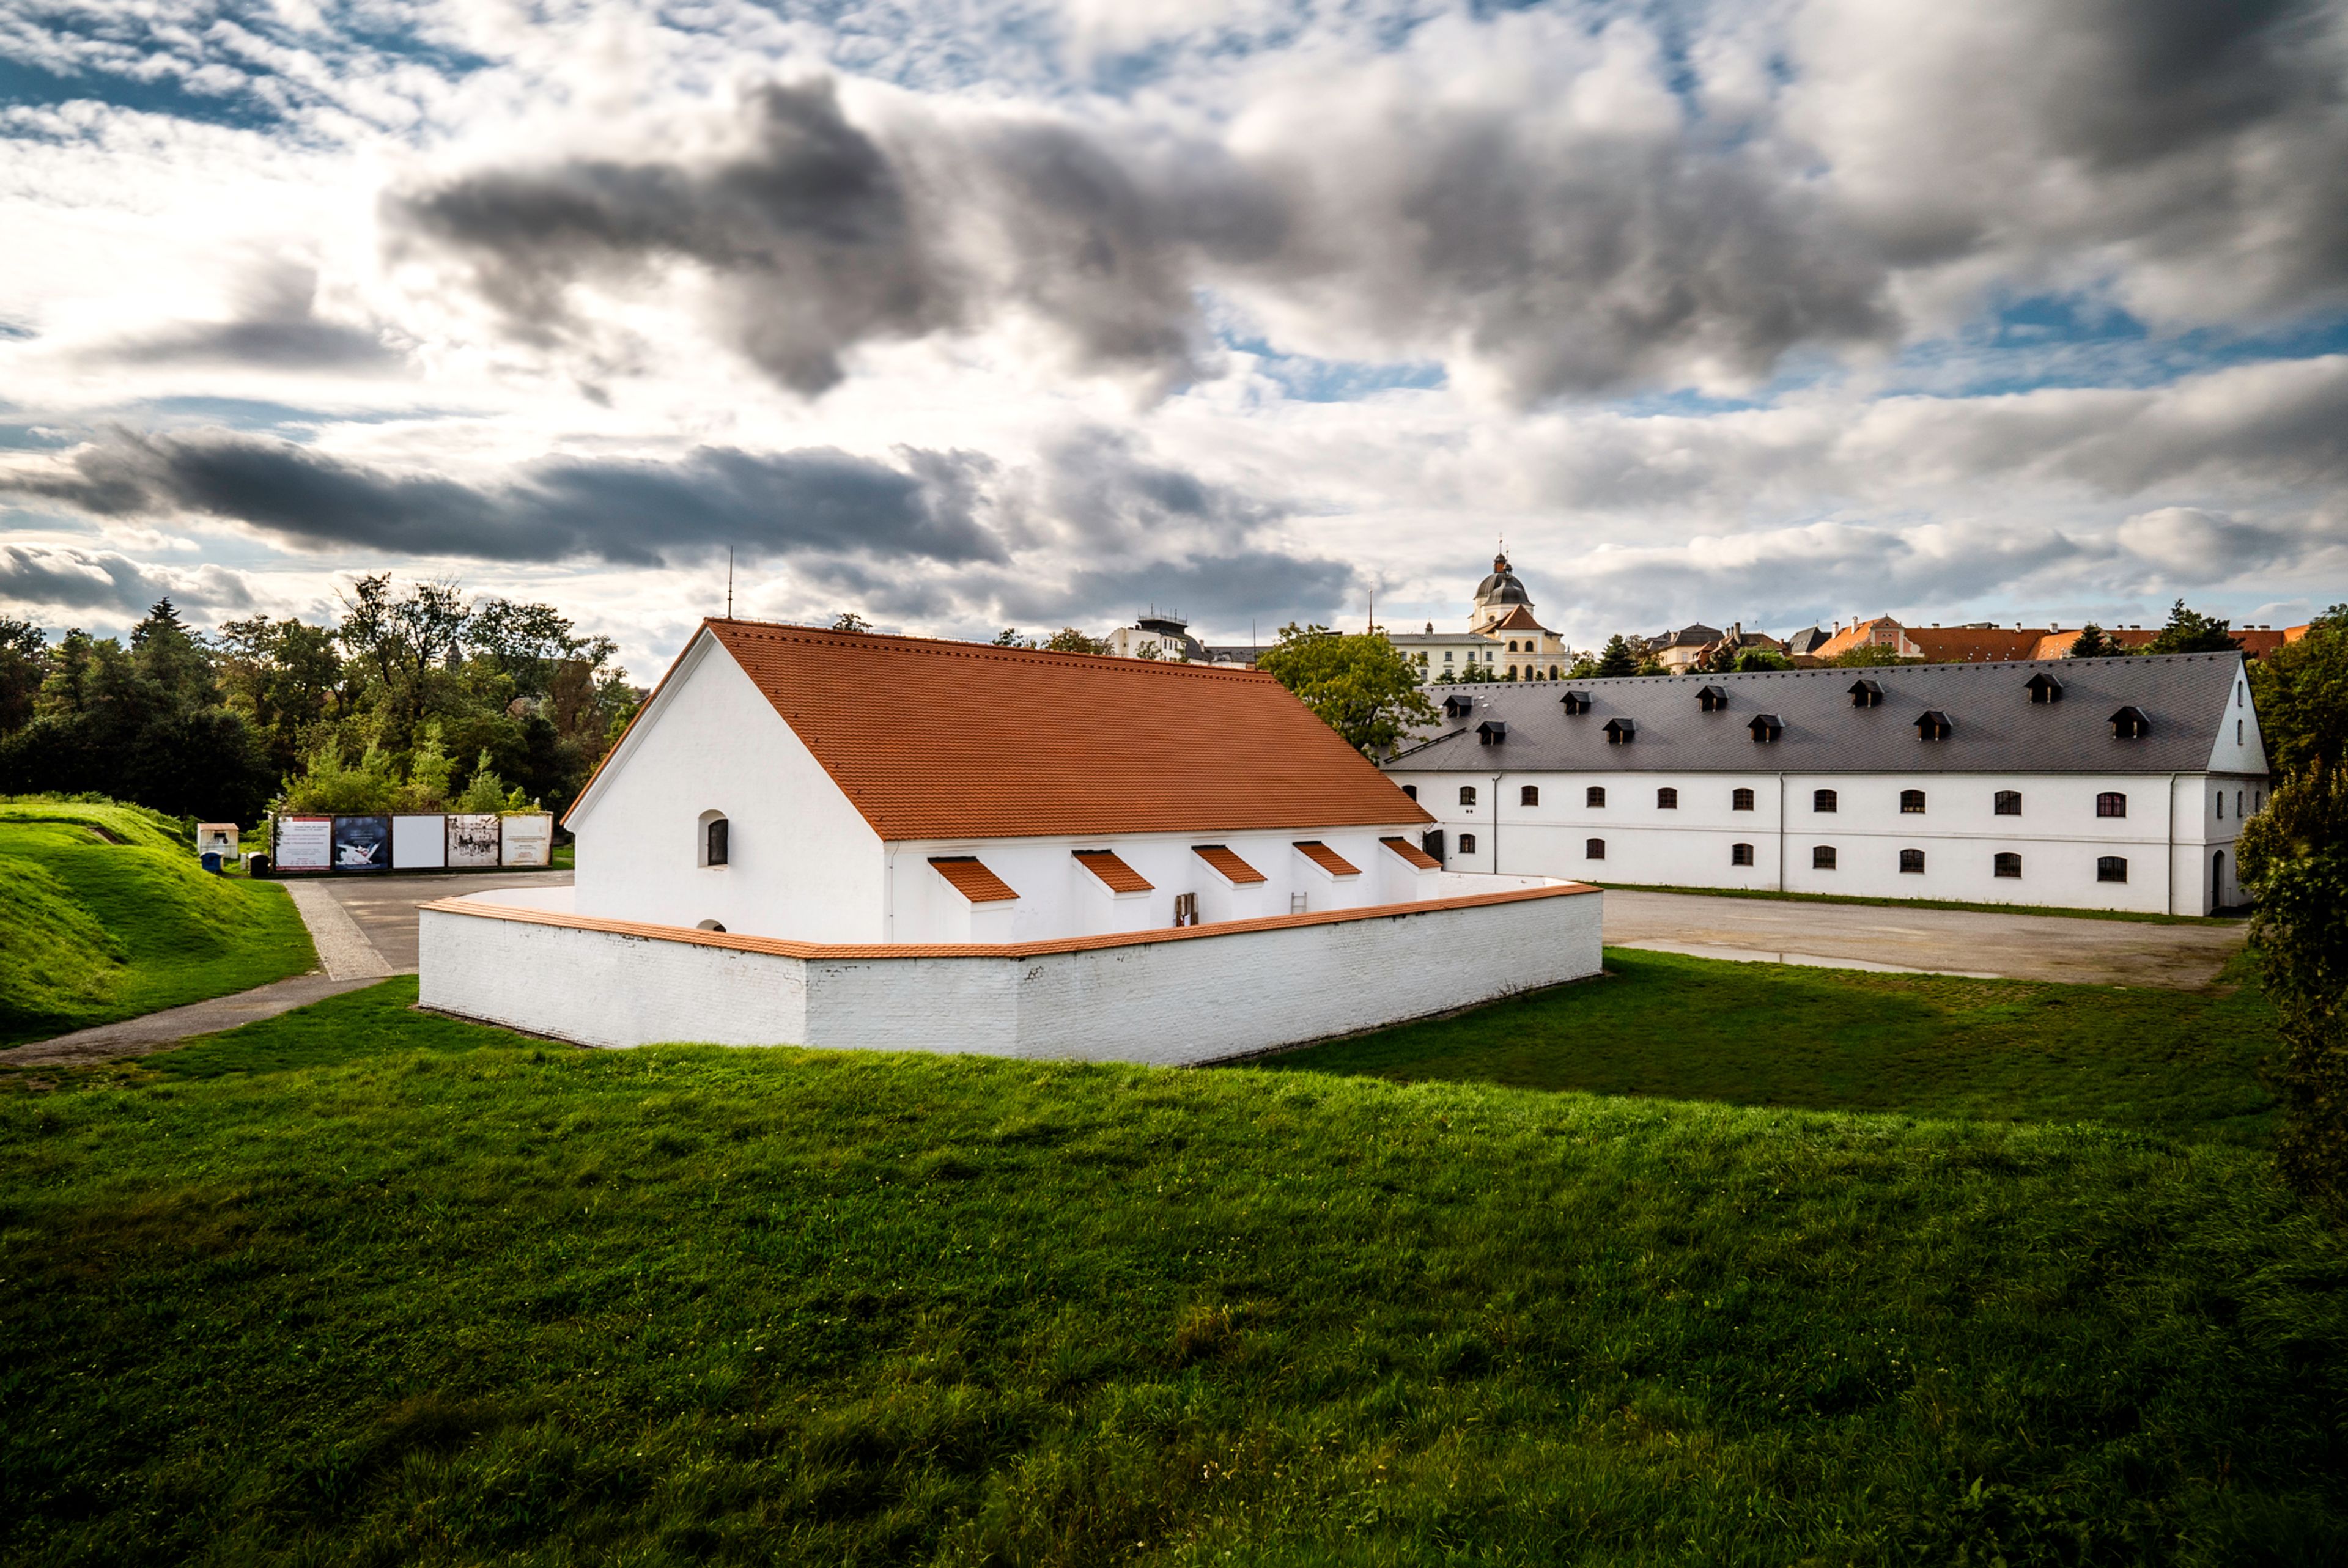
(569, 633, 887, 941)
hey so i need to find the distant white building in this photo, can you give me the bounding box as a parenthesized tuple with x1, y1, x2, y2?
(1386, 653, 2267, 915)
(421, 620, 1601, 1058)
(1389, 554, 1573, 682)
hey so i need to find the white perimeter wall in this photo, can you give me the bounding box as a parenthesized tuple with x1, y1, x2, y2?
(567, 633, 888, 941)
(419, 882, 1600, 1063)
(1393, 768, 2269, 914)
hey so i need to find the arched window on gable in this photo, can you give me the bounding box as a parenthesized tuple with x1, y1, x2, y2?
(698, 809, 730, 868)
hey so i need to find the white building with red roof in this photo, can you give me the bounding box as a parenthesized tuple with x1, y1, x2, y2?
(419, 620, 1600, 1060)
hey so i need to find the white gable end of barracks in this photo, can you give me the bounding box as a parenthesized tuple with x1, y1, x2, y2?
(567, 630, 888, 941)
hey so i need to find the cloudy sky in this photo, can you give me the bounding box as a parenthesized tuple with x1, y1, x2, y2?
(4, 0, 2346, 677)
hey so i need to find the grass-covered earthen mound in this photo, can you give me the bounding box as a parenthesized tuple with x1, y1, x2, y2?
(2, 976, 2341, 1565)
(0, 797, 314, 1044)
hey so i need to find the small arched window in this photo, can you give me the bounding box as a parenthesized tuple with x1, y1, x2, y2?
(1899, 848, 1925, 874)
(1657, 787, 1678, 809)
(696, 918, 728, 932)
(1994, 790, 2021, 816)
(2097, 855, 2128, 883)
(1900, 789, 1926, 814)
(1993, 852, 2021, 878)
(1731, 787, 1755, 812)
(1730, 842, 1754, 866)
(1401, 784, 1418, 801)
(698, 809, 730, 867)
(2097, 792, 2127, 819)
(1520, 785, 1539, 806)
(1459, 786, 1477, 806)
(1587, 786, 1607, 808)
(1507, 640, 1519, 653)
(1458, 833, 1477, 855)
(1813, 845, 1837, 870)
(1585, 838, 1606, 861)
(1813, 789, 1837, 814)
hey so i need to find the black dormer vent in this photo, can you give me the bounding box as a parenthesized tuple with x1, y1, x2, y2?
(1604, 717, 1637, 745)
(1442, 693, 1475, 720)
(1561, 690, 1592, 715)
(1477, 720, 1508, 746)
(1850, 679, 1883, 709)
(1749, 713, 1783, 743)
(1916, 709, 1952, 741)
(2110, 705, 2150, 740)
(1697, 684, 1730, 712)
(2025, 672, 2064, 704)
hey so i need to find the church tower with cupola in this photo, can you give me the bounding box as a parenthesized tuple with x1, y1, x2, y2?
(1469, 553, 1535, 633)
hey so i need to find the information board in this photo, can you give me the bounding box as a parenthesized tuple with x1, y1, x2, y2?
(391, 814, 447, 870)
(332, 815, 391, 870)
(446, 814, 501, 868)
(500, 813, 553, 867)
(276, 816, 332, 870)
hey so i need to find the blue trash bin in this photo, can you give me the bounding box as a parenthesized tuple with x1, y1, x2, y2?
(201, 850, 223, 874)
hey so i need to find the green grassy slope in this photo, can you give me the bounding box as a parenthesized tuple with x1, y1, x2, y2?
(0, 798, 316, 1043)
(1268, 947, 2280, 1145)
(2, 978, 2341, 1566)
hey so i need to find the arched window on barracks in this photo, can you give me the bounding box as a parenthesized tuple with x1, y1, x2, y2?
(698, 809, 729, 868)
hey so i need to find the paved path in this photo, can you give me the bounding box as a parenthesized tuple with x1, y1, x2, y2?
(1601, 889, 2248, 988)
(0, 869, 573, 1069)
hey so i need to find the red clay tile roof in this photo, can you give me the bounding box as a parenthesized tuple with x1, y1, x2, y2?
(1073, 848, 1153, 893)
(672, 619, 1433, 842)
(1293, 840, 1360, 877)
(1380, 836, 1441, 870)
(1192, 844, 1266, 884)
(1485, 605, 1550, 633)
(928, 856, 1019, 902)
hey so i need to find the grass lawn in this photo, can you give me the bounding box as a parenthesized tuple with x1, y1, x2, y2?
(3, 974, 2343, 1565)
(1263, 947, 2281, 1146)
(0, 799, 316, 1045)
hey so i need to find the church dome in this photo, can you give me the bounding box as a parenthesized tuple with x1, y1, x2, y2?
(1474, 554, 1530, 608)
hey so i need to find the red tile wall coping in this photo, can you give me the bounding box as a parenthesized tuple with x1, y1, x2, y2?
(421, 882, 1597, 962)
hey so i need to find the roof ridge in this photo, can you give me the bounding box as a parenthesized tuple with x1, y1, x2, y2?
(703, 617, 1276, 680)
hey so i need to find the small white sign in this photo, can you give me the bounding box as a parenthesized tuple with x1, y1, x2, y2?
(276, 816, 332, 870)
(391, 815, 447, 870)
(500, 813, 553, 867)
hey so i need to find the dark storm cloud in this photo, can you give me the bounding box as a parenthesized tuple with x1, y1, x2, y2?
(1032, 425, 1277, 547)
(6, 427, 1006, 566)
(390, 80, 1285, 395)
(0, 544, 254, 616)
(105, 266, 401, 370)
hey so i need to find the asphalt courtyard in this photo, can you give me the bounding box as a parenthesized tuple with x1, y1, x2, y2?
(1600, 888, 2247, 989)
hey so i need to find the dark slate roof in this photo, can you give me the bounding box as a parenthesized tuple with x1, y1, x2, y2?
(1386, 653, 2250, 775)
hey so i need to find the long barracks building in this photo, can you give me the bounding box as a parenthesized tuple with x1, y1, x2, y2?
(1383, 652, 2267, 916)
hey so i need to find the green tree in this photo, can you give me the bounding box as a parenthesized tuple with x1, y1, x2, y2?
(2239, 762, 2348, 1217)
(1433, 660, 1500, 684)
(338, 575, 471, 743)
(2068, 624, 2123, 658)
(991, 628, 1030, 648)
(1255, 624, 1437, 755)
(454, 751, 532, 812)
(1733, 648, 1794, 672)
(215, 614, 342, 774)
(1592, 635, 1641, 678)
(2142, 599, 2242, 656)
(0, 617, 48, 735)
(1041, 627, 1112, 656)
(832, 612, 873, 633)
(2251, 609, 2348, 775)
(1831, 644, 1918, 668)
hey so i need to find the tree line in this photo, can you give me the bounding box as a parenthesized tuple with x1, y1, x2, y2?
(0, 578, 641, 825)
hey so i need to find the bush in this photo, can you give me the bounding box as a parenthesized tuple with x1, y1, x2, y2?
(2239, 762, 2348, 1216)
